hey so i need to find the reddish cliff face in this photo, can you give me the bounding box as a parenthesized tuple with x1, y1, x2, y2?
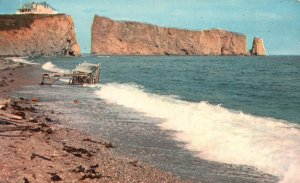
(0, 14, 80, 57)
(251, 37, 266, 56)
(92, 16, 248, 55)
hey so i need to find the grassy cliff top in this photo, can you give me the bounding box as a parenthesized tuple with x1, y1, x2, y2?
(0, 14, 65, 31)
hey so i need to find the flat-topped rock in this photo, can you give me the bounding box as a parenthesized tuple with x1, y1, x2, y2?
(91, 15, 248, 56)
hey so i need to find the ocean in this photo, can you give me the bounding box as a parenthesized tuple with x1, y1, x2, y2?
(13, 56, 300, 183)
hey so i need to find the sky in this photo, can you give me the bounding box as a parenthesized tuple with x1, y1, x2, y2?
(0, 0, 300, 55)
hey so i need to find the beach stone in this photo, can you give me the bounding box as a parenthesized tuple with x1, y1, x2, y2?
(31, 98, 39, 102)
(45, 117, 52, 122)
(104, 142, 115, 148)
(71, 165, 85, 173)
(22, 177, 29, 183)
(29, 117, 38, 123)
(45, 128, 53, 134)
(50, 174, 62, 181)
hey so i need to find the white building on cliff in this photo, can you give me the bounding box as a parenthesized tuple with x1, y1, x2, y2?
(17, 1, 58, 14)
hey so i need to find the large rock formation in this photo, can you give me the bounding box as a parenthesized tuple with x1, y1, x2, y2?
(92, 15, 248, 55)
(251, 37, 266, 56)
(0, 14, 80, 57)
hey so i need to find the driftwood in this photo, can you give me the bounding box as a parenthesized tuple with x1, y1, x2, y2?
(31, 153, 52, 161)
(71, 164, 110, 181)
(82, 138, 115, 148)
(0, 134, 32, 138)
(0, 116, 25, 124)
(0, 110, 23, 120)
(0, 126, 33, 133)
(63, 145, 94, 158)
(0, 98, 11, 105)
(0, 118, 17, 126)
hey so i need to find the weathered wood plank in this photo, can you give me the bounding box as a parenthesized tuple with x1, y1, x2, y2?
(0, 110, 23, 120)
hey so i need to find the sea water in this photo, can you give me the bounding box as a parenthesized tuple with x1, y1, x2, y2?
(14, 56, 300, 183)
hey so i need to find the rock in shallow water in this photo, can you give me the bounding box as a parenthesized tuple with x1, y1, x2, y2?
(251, 37, 266, 56)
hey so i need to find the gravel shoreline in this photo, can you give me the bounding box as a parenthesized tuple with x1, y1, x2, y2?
(0, 59, 189, 183)
(0, 58, 41, 98)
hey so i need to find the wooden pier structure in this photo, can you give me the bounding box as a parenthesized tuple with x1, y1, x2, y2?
(41, 62, 100, 85)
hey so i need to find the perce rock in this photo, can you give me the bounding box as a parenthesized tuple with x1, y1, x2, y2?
(92, 15, 248, 56)
(251, 37, 266, 56)
(0, 14, 80, 57)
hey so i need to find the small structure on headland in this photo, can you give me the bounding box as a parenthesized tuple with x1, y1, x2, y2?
(251, 37, 266, 56)
(17, 1, 58, 14)
(41, 62, 100, 85)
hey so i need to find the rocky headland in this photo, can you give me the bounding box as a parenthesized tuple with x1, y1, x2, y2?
(0, 14, 80, 57)
(0, 14, 267, 57)
(92, 15, 252, 56)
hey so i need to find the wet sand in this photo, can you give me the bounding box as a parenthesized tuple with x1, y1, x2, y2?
(0, 58, 188, 183)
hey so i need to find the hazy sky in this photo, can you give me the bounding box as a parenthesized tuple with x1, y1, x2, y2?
(1, 0, 300, 55)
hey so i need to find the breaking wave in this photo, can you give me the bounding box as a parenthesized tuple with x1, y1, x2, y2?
(96, 83, 300, 183)
(42, 61, 70, 74)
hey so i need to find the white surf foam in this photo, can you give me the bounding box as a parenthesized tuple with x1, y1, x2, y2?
(41, 61, 70, 74)
(83, 84, 102, 88)
(95, 83, 300, 183)
(7, 57, 39, 65)
(58, 78, 70, 83)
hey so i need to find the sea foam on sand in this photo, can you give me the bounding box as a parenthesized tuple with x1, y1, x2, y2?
(6, 57, 39, 65)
